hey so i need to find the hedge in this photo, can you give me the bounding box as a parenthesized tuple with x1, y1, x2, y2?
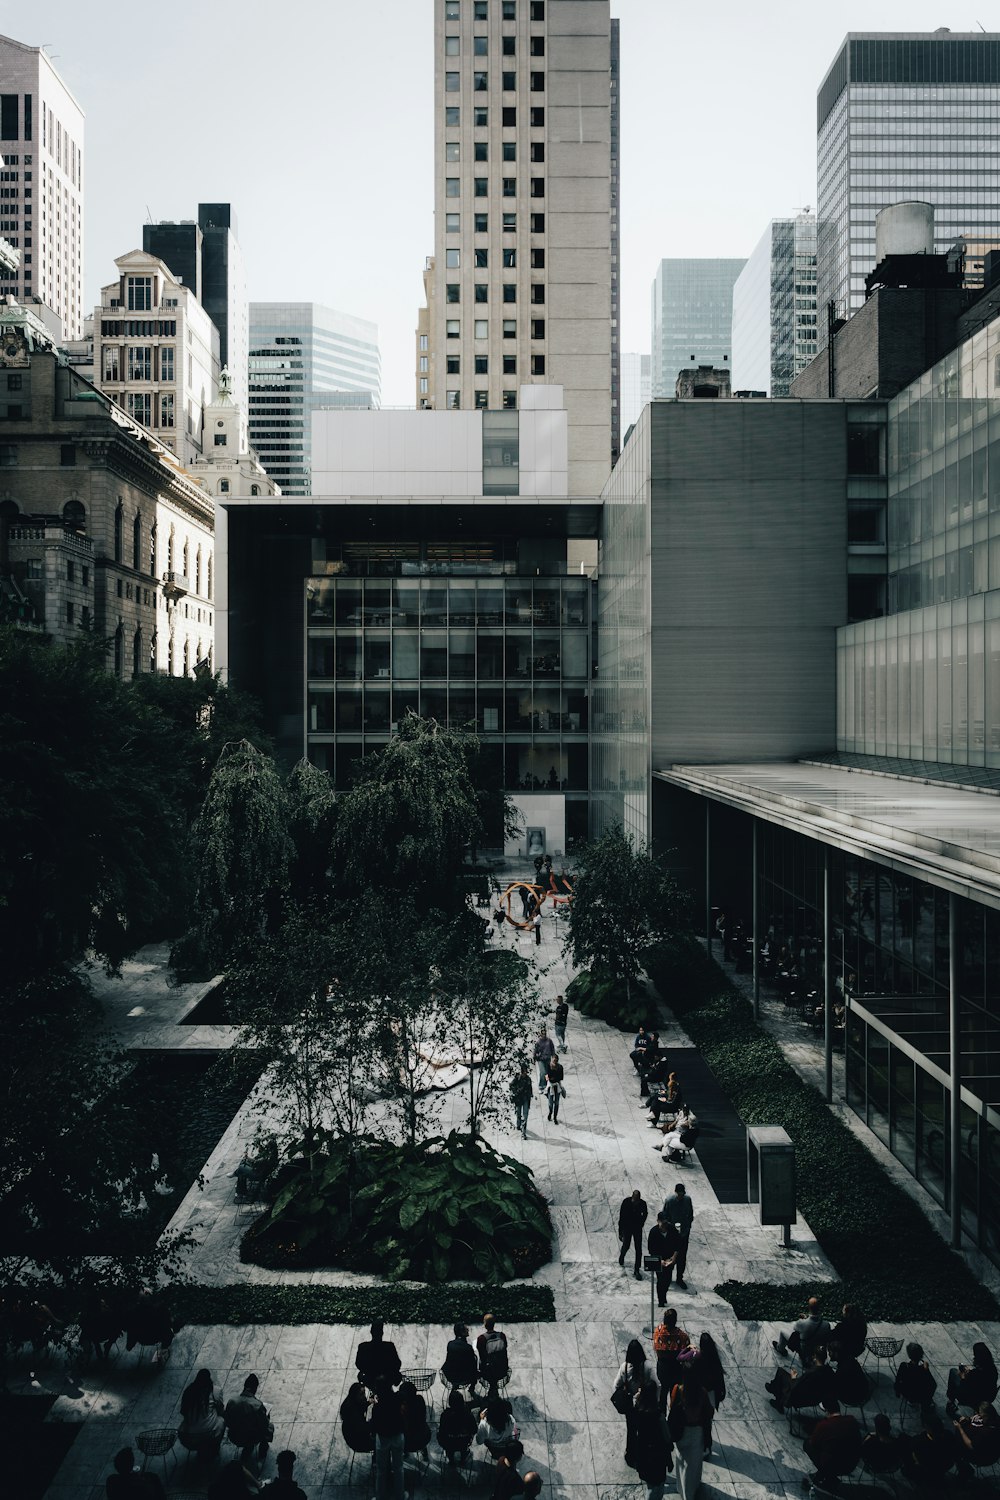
(645, 938, 1000, 1322)
(166, 1282, 556, 1328)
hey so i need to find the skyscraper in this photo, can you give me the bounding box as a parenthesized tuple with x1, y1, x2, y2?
(0, 33, 84, 339)
(619, 352, 650, 435)
(247, 302, 381, 495)
(816, 30, 1000, 327)
(650, 259, 745, 399)
(731, 212, 817, 398)
(418, 0, 613, 498)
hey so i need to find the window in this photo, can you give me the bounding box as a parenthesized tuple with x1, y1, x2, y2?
(531, 0, 544, 16)
(127, 276, 152, 311)
(128, 346, 151, 381)
(160, 393, 175, 428)
(474, 35, 488, 55)
(149, 521, 156, 575)
(531, 284, 545, 304)
(504, 0, 516, 15)
(502, 141, 516, 161)
(531, 212, 545, 232)
(503, 319, 516, 338)
(475, 283, 488, 303)
(474, 0, 488, 14)
(4, 373, 20, 393)
(503, 248, 516, 267)
(531, 354, 546, 375)
(419, 377, 428, 394)
(474, 141, 488, 161)
(446, 390, 460, 409)
(446, 141, 460, 161)
(446, 213, 460, 232)
(446, 177, 460, 198)
(530, 177, 545, 197)
(530, 36, 545, 55)
(251, 485, 260, 496)
(503, 355, 516, 375)
(445, 106, 460, 126)
(83, 565, 90, 587)
(530, 142, 544, 161)
(66, 600, 74, 624)
(445, 1, 459, 16)
(475, 356, 489, 374)
(503, 35, 516, 55)
(475, 320, 488, 339)
(63, 499, 85, 531)
(530, 106, 545, 127)
(114, 501, 123, 563)
(60, 443, 75, 466)
(0, 443, 16, 466)
(446, 355, 460, 374)
(66, 559, 75, 583)
(530, 247, 545, 268)
(419, 334, 428, 351)
(503, 390, 517, 409)
(530, 72, 544, 90)
(446, 248, 460, 267)
(25, 558, 41, 579)
(219, 479, 229, 493)
(445, 72, 459, 91)
(127, 393, 151, 425)
(502, 178, 515, 197)
(159, 345, 174, 381)
(474, 178, 487, 197)
(474, 213, 488, 232)
(474, 71, 488, 91)
(195, 547, 201, 595)
(102, 345, 120, 381)
(132, 512, 141, 569)
(214, 432, 228, 446)
(446, 320, 460, 338)
(503, 107, 516, 127)
(133, 628, 142, 677)
(503, 212, 516, 232)
(531, 318, 545, 338)
(502, 71, 516, 90)
(503, 284, 516, 303)
(446, 284, 460, 303)
(445, 35, 460, 55)
(475, 248, 488, 267)
(474, 106, 488, 126)
(475, 391, 488, 409)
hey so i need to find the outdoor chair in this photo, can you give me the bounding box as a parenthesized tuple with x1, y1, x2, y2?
(864, 1336, 904, 1382)
(403, 1365, 439, 1414)
(135, 1427, 177, 1481)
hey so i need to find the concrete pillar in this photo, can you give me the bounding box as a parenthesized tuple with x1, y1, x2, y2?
(752, 818, 760, 1020)
(823, 847, 833, 1105)
(705, 801, 712, 947)
(949, 891, 962, 1250)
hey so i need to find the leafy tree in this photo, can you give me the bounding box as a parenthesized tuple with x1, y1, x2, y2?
(285, 757, 338, 904)
(563, 825, 692, 1003)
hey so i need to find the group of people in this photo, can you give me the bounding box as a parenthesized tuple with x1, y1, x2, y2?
(629, 1028, 700, 1163)
(510, 1014, 569, 1137)
(611, 1317, 724, 1500)
(618, 1185, 694, 1294)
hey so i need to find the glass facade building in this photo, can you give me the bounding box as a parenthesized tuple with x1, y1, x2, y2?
(248, 303, 381, 494)
(817, 33, 1000, 329)
(650, 259, 746, 399)
(731, 213, 817, 398)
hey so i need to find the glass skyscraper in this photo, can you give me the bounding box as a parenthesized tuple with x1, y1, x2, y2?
(817, 31, 1000, 330)
(731, 213, 817, 398)
(248, 303, 381, 494)
(650, 259, 745, 399)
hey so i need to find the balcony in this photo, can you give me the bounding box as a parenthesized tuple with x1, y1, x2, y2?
(162, 570, 189, 599)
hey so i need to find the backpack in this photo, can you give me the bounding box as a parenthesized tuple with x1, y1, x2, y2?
(481, 1330, 508, 1380)
(652, 1324, 669, 1354)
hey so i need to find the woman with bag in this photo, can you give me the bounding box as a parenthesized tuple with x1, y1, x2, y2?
(613, 1339, 657, 1412)
(545, 1056, 565, 1123)
(625, 1382, 674, 1500)
(667, 1374, 714, 1500)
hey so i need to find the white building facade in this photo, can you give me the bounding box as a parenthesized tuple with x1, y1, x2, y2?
(732, 212, 817, 398)
(190, 373, 279, 503)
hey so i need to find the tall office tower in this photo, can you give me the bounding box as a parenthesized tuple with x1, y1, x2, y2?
(619, 351, 650, 434)
(0, 34, 85, 339)
(609, 16, 620, 462)
(731, 212, 817, 397)
(143, 203, 249, 413)
(248, 302, 381, 495)
(418, 0, 613, 498)
(650, 259, 745, 399)
(816, 30, 1000, 329)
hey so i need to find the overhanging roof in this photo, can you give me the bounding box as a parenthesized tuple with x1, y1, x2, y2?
(657, 761, 1000, 912)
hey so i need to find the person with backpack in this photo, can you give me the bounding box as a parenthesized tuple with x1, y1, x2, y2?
(477, 1313, 510, 1398)
(510, 1063, 533, 1139)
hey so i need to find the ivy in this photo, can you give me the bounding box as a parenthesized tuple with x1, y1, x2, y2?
(166, 1282, 555, 1327)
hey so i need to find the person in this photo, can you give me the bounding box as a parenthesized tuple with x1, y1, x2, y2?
(493, 905, 506, 933)
(178, 1368, 226, 1459)
(659, 1119, 699, 1164)
(399, 1379, 431, 1459)
(828, 1302, 867, 1361)
(834, 1353, 871, 1412)
(208, 1457, 261, 1499)
(946, 1340, 998, 1414)
(630, 1025, 652, 1078)
(356, 1320, 402, 1388)
(437, 1388, 476, 1467)
(532, 908, 542, 945)
(661, 1184, 693, 1290)
(895, 1341, 937, 1420)
(224, 1373, 272, 1465)
(476, 1397, 522, 1461)
(694, 1332, 726, 1412)
(613, 1338, 657, 1408)
(554, 995, 569, 1051)
(766, 1346, 837, 1415)
(652, 1310, 690, 1410)
(491, 1457, 540, 1500)
(105, 1448, 165, 1499)
(666, 1374, 713, 1500)
(955, 1401, 1000, 1476)
(625, 1381, 674, 1500)
(860, 1413, 903, 1477)
(618, 1189, 648, 1279)
(370, 1377, 406, 1500)
(441, 1322, 479, 1391)
(533, 1028, 555, 1090)
(802, 1404, 863, 1489)
(339, 1382, 373, 1454)
(900, 1414, 959, 1486)
(545, 1054, 565, 1123)
(511, 1063, 533, 1139)
(477, 1313, 510, 1397)
(772, 1295, 831, 1361)
(647, 1211, 681, 1308)
(260, 1449, 307, 1499)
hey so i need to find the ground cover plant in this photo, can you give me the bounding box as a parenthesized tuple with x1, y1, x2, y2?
(645, 937, 1000, 1321)
(168, 1282, 555, 1326)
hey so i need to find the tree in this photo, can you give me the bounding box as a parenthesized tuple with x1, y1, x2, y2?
(285, 757, 338, 905)
(563, 825, 692, 1003)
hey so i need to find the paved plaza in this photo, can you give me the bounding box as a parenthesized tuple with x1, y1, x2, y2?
(25, 918, 1000, 1497)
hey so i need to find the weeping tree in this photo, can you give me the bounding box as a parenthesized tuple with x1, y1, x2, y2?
(285, 756, 338, 906)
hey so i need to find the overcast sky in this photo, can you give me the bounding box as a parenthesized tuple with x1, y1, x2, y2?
(17, 0, 989, 404)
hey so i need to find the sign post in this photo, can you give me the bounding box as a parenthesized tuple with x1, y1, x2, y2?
(747, 1125, 796, 1248)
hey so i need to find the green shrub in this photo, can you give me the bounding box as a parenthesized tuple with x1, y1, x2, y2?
(166, 1282, 554, 1327)
(241, 1130, 552, 1284)
(645, 942, 1000, 1323)
(566, 968, 657, 1032)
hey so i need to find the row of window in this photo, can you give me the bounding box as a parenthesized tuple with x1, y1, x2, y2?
(111, 501, 213, 598)
(102, 345, 175, 382)
(445, 34, 544, 55)
(445, 105, 544, 129)
(444, 212, 545, 237)
(445, 2, 546, 20)
(445, 71, 545, 92)
(446, 176, 545, 198)
(446, 283, 545, 304)
(446, 140, 544, 162)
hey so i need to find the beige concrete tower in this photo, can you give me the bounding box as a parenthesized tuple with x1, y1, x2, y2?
(417, 0, 612, 498)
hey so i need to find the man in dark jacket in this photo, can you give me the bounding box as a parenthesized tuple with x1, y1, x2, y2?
(617, 1190, 648, 1279)
(441, 1323, 478, 1390)
(646, 1212, 680, 1307)
(803, 1406, 863, 1488)
(661, 1184, 693, 1289)
(356, 1321, 402, 1388)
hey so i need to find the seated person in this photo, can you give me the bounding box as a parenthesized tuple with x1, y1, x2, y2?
(766, 1348, 837, 1414)
(955, 1402, 1000, 1473)
(476, 1398, 522, 1462)
(828, 1303, 867, 1361)
(441, 1321, 479, 1389)
(802, 1405, 863, 1488)
(260, 1450, 307, 1499)
(947, 1341, 999, 1414)
(861, 1413, 903, 1475)
(901, 1415, 960, 1486)
(438, 1389, 477, 1466)
(895, 1342, 937, 1419)
(660, 1121, 700, 1161)
(772, 1296, 831, 1361)
(355, 1319, 402, 1388)
(398, 1379, 432, 1457)
(208, 1457, 261, 1500)
(106, 1448, 166, 1499)
(339, 1381, 373, 1453)
(629, 1026, 653, 1076)
(477, 1313, 510, 1395)
(224, 1373, 272, 1463)
(178, 1368, 225, 1458)
(492, 1458, 542, 1500)
(834, 1355, 871, 1409)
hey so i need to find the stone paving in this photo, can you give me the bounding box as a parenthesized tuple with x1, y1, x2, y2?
(25, 916, 1000, 1497)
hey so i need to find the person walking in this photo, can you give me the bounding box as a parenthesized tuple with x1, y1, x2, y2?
(370, 1377, 406, 1500)
(532, 907, 542, 945)
(618, 1190, 648, 1279)
(667, 1375, 714, 1500)
(652, 1310, 690, 1411)
(662, 1183, 693, 1290)
(510, 1063, 532, 1139)
(647, 1212, 681, 1309)
(533, 1028, 555, 1091)
(625, 1382, 674, 1500)
(545, 1055, 565, 1123)
(554, 995, 569, 1051)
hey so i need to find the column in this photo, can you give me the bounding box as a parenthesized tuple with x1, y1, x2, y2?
(949, 892, 962, 1250)
(705, 800, 711, 947)
(752, 818, 760, 1020)
(823, 847, 833, 1105)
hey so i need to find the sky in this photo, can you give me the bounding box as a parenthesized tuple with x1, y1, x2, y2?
(14, 0, 991, 405)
